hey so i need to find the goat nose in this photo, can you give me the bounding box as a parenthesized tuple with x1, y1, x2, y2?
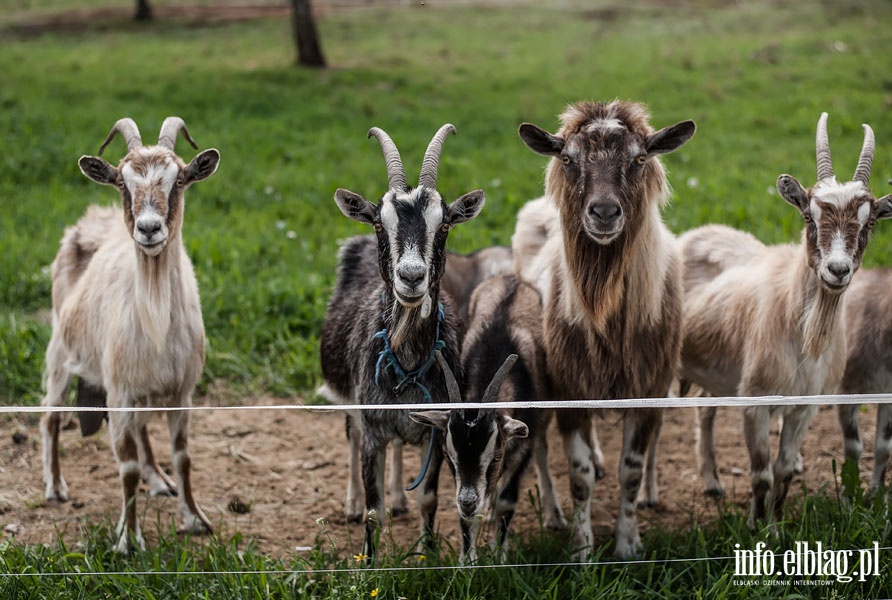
(137, 219, 162, 237)
(827, 262, 851, 279)
(397, 264, 426, 286)
(459, 495, 478, 515)
(588, 202, 621, 222)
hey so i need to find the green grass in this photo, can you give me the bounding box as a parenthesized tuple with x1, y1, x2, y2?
(3, 0, 892, 597)
(1, 480, 890, 598)
(3, 0, 892, 403)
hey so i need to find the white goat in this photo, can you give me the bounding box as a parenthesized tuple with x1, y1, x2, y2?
(680, 113, 892, 526)
(837, 266, 892, 492)
(40, 117, 219, 553)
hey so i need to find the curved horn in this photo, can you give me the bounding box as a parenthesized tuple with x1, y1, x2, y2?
(853, 123, 875, 186)
(98, 118, 142, 155)
(418, 124, 456, 190)
(815, 112, 834, 182)
(481, 354, 518, 404)
(367, 127, 407, 192)
(434, 350, 462, 404)
(158, 116, 198, 151)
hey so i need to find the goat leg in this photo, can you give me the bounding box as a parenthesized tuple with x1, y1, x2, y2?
(137, 424, 177, 497)
(40, 333, 71, 503)
(697, 405, 724, 497)
(167, 408, 212, 535)
(870, 403, 892, 493)
(109, 410, 144, 554)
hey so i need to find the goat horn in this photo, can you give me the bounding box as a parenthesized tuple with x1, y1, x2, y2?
(158, 116, 199, 151)
(815, 112, 834, 182)
(368, 127, 407, 192)
(434, 350, 462, 404)
(98, 118, 142, 155)
(481, 354, 518, 404)
(418, 124, 456, 190)
(853, 123, 875, 186)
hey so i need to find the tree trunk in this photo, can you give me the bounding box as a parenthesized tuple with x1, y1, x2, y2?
(291, 0, 326, 68)
(134, 0, 153, 21)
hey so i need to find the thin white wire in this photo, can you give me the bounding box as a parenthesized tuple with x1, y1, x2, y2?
(9, 391, 892, 414)
(7, 547, 888, 577)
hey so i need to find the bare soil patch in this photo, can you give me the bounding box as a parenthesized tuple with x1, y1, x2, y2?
(0, 400, 876, 560)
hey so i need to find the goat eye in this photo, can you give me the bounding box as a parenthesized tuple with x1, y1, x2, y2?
(635, 155, 647, 166)
(561, 155, 571, 166)
(373, 223, 383, 233)
(440, 223, 451, 233)
(116, 180, 126, 189)
(176, 177, 185, 187)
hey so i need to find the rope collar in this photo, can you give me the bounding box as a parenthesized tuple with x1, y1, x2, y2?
(373, 292, 445, 491)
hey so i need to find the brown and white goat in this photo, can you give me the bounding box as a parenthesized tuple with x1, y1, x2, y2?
(320, 125, 485, 560)
(41, 117, 219, 553)
(680, 113, 892, 526)
(837, 266, 892, 492)
(513, 100, 696, 558)
(442, 246, 514, 323)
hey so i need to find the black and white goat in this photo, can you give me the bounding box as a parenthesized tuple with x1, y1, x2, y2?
(412, 274, 555, 561)
(319, 124, 485, 559)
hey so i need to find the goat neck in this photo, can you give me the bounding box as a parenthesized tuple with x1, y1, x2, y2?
(134, 227, 183, 354)
(793, 236, 844, 359)
(381, 286, 444, 372)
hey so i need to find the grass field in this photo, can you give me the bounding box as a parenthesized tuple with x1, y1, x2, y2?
(2, 0, 892, 597)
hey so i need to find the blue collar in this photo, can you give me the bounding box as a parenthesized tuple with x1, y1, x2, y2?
(372, 293, 445, 491)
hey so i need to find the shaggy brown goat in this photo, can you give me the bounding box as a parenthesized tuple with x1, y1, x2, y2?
(513, 100, 695, 558)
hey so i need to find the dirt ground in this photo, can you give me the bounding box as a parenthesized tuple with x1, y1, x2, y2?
(0, 399, 879, 559)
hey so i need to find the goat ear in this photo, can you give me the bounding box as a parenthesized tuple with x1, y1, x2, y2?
(78, 156, 119, 186)
(876, 194, 892, 220)
(184, 149, 220, 185)
(334, 189, 378, 225)
(518, 123, 564, 157)
(646, 120, 696, 156)
(776, 174, 809, 213)
(446, 190, 486, 225)
(498, 415, 529, 440)
(409, 410, 450, 432)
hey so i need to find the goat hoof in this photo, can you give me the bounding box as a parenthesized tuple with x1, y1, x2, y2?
(544, 512, 567, 531)
(179, 521, 212, 536)
(390, 506, 410, 519)
(150, 487, 177, 498)
(346, 513, 363, 525)
(704, 487, 725, 499)
(45, 486, 69, 503)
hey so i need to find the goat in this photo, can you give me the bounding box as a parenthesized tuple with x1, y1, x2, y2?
(837, 267, 892, 493)
(412, 274, 557, 561)
(512, 100, 695, 559)
(442, 246, 513, 323)
(319, 124, 485, 559)
(40, 117, 219, 553)
(324, 244, 515, 524)
(680, 113, 892, 526)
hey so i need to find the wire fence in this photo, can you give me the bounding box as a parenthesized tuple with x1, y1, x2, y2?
(3, 392, 892, 578)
